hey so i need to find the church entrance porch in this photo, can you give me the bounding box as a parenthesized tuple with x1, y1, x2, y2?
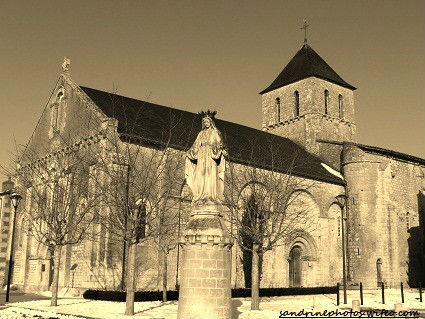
(281, 229, 320, 288)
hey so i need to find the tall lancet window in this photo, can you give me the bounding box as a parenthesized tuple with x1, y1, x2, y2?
(338, 94, 343, 119)
(52, 90, 64, 133)
(275, 97, 281, 123)
(294, 91, 300, 117)
(324, 90, 329, 115)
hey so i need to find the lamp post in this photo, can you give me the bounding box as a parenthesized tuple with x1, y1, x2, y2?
(5, 190, 22, 303)
(336, 194, 347, 305)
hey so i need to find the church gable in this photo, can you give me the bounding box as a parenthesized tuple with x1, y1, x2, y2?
(22, 72, 108, 164)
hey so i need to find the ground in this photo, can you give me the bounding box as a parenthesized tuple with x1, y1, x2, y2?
(0, 289, 424, 318)
(0, 290, 50, 305)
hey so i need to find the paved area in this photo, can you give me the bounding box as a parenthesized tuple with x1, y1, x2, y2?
(0, 291, 50, 306)
(0, 289, 423, 318)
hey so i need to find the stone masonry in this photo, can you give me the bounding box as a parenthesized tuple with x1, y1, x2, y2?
(262, 77, 356, 169)
(343, 143, 425, 288)
(259, 43, 425, 289)
(4, 42, 425, 295)
(177, 205, 232, 319)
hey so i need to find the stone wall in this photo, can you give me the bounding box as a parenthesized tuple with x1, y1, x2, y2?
(343, 144, 425, 288)
(11, 158, 346, 292)
(21, 74, 107, 167)
(261, 77, 356, 168)
(259, 183, 345, 288)
(226, 162, 345, 288)
(10, 73, 348, 293)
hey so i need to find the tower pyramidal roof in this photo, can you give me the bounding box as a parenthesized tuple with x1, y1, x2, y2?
(260, 44, 356, 94)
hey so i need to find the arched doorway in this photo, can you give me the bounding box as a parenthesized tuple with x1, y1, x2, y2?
(289, 246, 302, 287)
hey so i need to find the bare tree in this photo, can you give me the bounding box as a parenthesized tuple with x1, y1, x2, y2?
(92, 110, 186, 315)
(155, 180, 186, 302)
(1, 78, 187, 311)
(17, 148, 99, 306)
(224, 147, 317, 310)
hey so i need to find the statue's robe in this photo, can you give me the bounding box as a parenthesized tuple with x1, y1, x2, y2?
(185, 127, 225, 203)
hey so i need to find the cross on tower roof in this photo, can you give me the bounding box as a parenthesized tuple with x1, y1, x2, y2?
(301, 19, 309, 45)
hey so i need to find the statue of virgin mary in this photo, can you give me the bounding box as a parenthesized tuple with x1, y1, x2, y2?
(185, 111, 226, 205)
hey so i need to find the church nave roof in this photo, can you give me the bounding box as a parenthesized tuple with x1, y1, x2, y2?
(80, 86, 345, 186)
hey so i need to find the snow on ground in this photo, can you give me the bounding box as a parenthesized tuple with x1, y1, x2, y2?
(0, 289, 424, 318)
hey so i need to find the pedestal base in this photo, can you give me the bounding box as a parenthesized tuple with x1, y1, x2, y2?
(177, 205, 233, 319)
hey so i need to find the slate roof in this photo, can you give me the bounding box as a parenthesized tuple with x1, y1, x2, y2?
(80, 86, 345, 185)
(260, 44, 356, 94)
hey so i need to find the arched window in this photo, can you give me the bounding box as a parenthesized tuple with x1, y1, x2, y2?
(406, 212, 410, 231)
(275, 97, 281, 123)
(98, 223, 106, 262)
(90, 220, 98, 268)
(51, 90, 64, 133)
(238, 184, 270, 289)
(135, 202, 147, 242)
(338, 94, 343, 119)
(55, 92, 63, 130)
(324, 90, 329, 115)
(294, 91, 300, 117)
(18, 219, 26, 247)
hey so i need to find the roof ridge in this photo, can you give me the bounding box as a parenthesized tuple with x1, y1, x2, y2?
(80, 85, 196, 116)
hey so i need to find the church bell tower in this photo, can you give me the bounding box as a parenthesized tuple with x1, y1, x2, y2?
(260, 41, 356, 168)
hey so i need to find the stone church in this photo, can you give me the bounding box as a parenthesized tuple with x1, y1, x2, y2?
(1, 42, 424, 293)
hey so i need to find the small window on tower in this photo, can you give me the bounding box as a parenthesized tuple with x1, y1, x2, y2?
(324, 90, 329, 115)
(294, 91, 300, 117)
(275, 97, 281, 123)
(338, 94, 343, 119)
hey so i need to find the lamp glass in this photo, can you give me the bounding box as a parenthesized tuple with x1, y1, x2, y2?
(10, 193, 22, 209)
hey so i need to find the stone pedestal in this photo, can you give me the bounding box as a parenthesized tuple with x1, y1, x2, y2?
(177, 205, 233, 319)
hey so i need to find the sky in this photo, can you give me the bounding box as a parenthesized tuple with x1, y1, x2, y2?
(0, 0, 424, 179)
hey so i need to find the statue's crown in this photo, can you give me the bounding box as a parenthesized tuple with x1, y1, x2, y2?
(199, 109, 217, 119)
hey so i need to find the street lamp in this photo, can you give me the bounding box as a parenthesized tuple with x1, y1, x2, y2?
(336, 194, 347, 305)
(5, 190, 22, 303)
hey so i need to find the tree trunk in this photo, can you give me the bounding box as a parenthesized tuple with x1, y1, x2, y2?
(251, 244, 260, 310)
(162, 250, 167, 302)
(50, 245, 62, 307)
(125, 242, 137, 315)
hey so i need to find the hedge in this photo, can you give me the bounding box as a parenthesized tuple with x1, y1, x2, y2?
(83, 286, 337, 302)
